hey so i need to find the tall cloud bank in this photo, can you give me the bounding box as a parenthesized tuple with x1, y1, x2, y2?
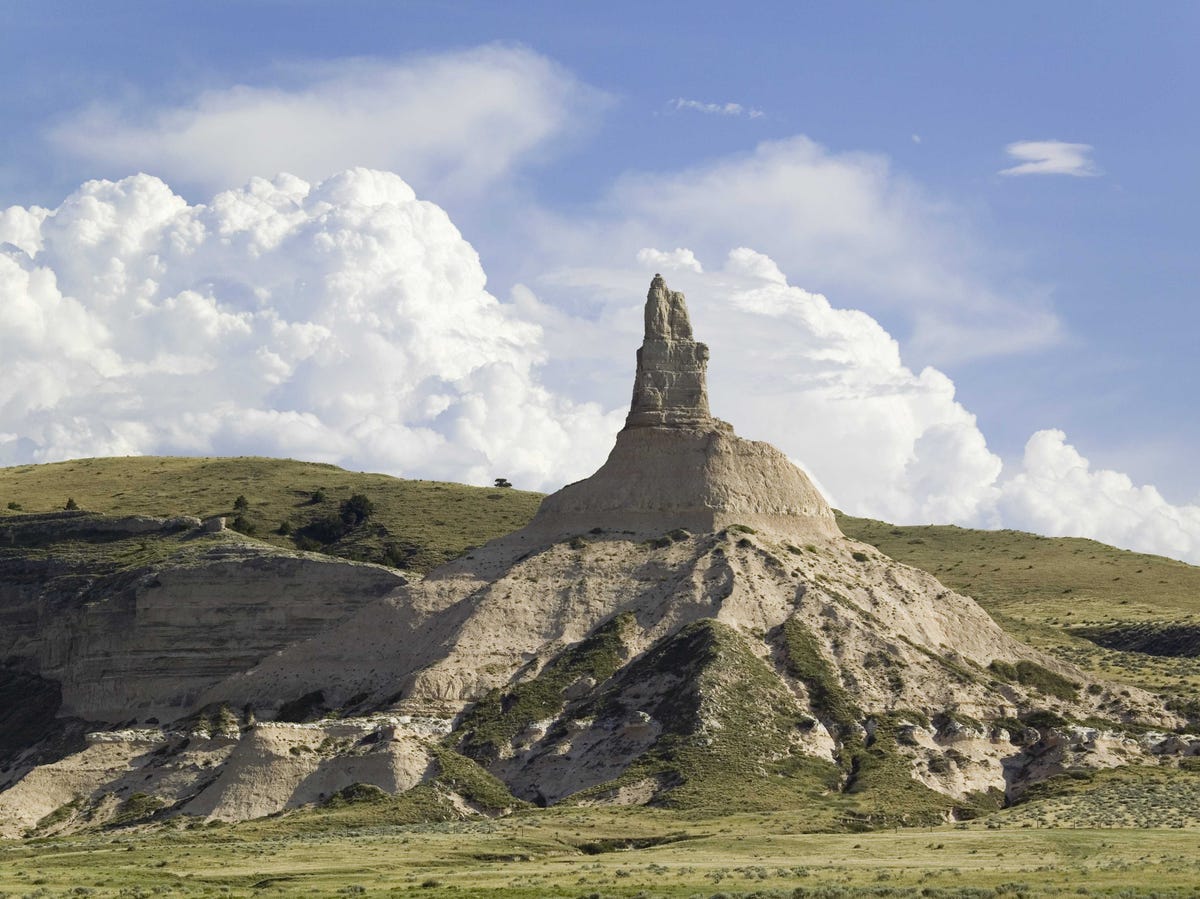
(2, 172, 1198, 565)
(0, 169, 620, 489)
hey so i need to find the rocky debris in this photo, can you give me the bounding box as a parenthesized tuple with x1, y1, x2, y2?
(0, 713, 453, 836)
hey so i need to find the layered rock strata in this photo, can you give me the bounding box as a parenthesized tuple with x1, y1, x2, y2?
(626, 274, 714, 429)
(0, 517, 406, 722)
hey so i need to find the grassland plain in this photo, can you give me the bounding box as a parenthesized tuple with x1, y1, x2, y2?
(4, 807, 1200, 897)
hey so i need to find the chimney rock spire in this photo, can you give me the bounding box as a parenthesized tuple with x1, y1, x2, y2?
(626, 274, 712, 429)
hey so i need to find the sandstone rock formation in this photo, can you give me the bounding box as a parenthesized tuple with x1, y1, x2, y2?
(537, 275, 839, 540)
(0, 276, 1187, 836)
(0, 515, 405, 722)
(626, 274, 713, 428)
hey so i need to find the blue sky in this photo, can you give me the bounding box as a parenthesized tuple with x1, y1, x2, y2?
(1, 1, 1198, 559)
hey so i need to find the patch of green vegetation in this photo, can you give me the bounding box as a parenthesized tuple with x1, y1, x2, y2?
(725, 523, 757, 535)
(324, 783, 389, 806)
(182, 702, 242, 736)
(30, 797, 81, 834)
(108, 792, 165, 827)
(430, 748, 530, 813)
(1021, 708, 1068, 730)
(989, 659, 1080, 700)
(0, 456, 542, 573)
(456, 613, 633, 763)
(780, 618, 859, 732)
(9, 812, 1200, 897)
(998, 763, 1200, 829)
(574, 619, 843, 819)
(838, 714, 977, 828)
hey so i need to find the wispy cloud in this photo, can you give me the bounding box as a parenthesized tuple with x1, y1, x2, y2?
(670, 98, 763, 119)
(48, 46, 610, 199)
(999, 140, 1100, 177)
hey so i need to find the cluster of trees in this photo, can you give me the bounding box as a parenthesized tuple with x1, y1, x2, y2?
(229, 491, 375, 544)
(295, 492, 375, 546)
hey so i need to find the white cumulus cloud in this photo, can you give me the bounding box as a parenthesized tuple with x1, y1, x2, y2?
(999, 140, 1100, 177)
(997, 430, 1200, 561)
(47, 46, 608, 199)
(524, 245, 1200, 564)
(0, 169, 621, 489)
(635, 247, 703, 273)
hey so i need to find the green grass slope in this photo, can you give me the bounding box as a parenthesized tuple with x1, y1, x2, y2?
(0, 457, 541, 574)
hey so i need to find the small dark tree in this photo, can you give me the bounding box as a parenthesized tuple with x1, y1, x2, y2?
(339, 493, 374, 526)
(230, 515, 256, 536)
(233, 494, 249, 512)
(64, 498, 78, 510)
(494, 478, 512, 489)
(310, 488, 326, 505)
(300, 514, 348, 544)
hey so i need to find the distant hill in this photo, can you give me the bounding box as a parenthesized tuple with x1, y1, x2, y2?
(0, 456, 541, 574)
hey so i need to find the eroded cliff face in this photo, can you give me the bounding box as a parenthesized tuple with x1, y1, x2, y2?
(0, 514, 406, 723)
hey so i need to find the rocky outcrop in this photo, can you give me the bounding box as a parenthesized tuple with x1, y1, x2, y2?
(536, 276, 840, 541)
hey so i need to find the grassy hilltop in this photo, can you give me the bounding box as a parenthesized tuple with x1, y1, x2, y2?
(0, 456, 542, 574)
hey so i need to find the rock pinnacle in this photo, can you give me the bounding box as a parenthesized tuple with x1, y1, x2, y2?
(533, 274, 841, 540)
(626, 274, 713, 429)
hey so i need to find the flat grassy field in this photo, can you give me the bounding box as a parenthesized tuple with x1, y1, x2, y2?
(4, 808, 1200, 897)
